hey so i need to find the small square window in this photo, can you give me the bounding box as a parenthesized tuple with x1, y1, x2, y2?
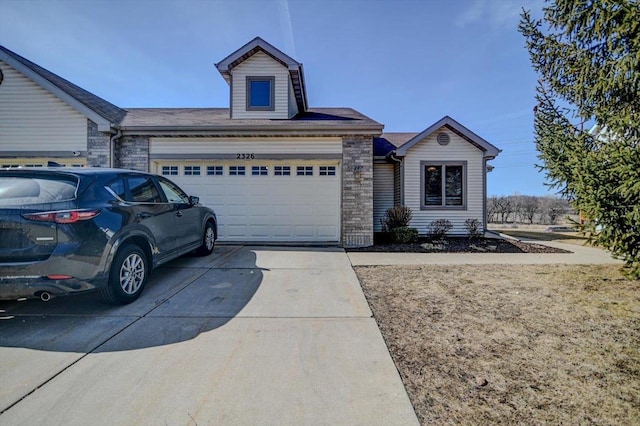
(207, 166, 223, 176)
(296, 166, 313, 176)
(230, 166, 246, 176)
(274, 166, 291, 176)
(252, 166, 268, 176)
(247, 77, 274, 110)
(25, 164, 43, 168)
(184, 166, 201, 176)
(319, 166, 336, 176)
(162, 166, 178, 176)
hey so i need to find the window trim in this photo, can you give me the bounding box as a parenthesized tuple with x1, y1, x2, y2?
(420, 161, 467, 210)
(229, 165, 246, 176)
(274, 165, 291, 176)
(246, 76, 275, 111)
(206, 165, 224, 176)
(296, 166, 314, 176)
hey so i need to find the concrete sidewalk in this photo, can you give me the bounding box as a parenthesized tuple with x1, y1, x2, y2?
(348, 238, 623, 266)
(0, 246, 418, 426)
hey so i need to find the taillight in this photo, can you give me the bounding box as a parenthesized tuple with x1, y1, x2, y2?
(23, 210, 101, 224)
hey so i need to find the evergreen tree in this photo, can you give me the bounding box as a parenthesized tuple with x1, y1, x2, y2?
(519, 0, 640, 277)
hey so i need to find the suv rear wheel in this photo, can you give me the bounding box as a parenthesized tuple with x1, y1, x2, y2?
(195, 221, 216, 256)
(101, 244, 148, 305)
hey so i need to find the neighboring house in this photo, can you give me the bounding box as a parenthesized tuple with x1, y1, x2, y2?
(0, 37, 500, 246)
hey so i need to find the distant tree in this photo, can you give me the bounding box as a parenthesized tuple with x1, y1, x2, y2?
(520, 196, 540, 224)
(520, 0, 640, 277)
(540, 196, 568, 225)
(487, 196, 499, 223)
(495, 196, 514, 223)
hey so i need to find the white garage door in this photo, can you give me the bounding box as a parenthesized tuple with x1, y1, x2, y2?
(154, 160, 341, 243)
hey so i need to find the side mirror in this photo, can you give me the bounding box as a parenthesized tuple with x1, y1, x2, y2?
(189, 195, 200, 205)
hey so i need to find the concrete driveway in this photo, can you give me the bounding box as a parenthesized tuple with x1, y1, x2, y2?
(0, 246, 418, 426)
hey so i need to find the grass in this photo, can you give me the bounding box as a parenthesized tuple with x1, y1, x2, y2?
(355, 264, 640, 425)
(497, 229, 589, 245)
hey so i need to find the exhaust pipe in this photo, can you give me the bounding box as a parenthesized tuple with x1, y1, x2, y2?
(38, 292, 52, 302)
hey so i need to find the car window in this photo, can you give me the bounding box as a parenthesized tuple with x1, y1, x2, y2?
(106, 178, 126, 200)
(157, 178, 190, 204)
(126, 176, 162, 203)
(0, 175, 78, 205)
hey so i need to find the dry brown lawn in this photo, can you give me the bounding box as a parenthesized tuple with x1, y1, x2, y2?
(355, 264, 640, 425)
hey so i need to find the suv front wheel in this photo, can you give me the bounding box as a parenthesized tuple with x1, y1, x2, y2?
(101, 244, 148, 305)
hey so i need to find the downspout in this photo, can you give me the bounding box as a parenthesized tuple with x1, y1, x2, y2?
(483, 156, 495, 234)
(109, 129, 122, 168)
(386, 150, 403, 206)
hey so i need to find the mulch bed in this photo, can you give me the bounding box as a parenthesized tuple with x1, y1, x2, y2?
(348, 237, 572, 254)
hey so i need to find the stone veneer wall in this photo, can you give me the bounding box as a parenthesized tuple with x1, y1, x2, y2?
(116, 136, 149, 171)
(341, 136, 374, 247)
(86, 120, 110, 167)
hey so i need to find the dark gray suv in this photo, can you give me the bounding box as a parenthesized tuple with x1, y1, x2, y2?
(0, 168, 217, 304)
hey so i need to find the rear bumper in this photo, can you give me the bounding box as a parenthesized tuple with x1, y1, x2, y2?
(0, 276, 98, 300)
(0, 253, 108, 300)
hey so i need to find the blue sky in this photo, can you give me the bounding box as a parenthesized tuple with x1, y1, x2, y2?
(0, 0, 550, 196)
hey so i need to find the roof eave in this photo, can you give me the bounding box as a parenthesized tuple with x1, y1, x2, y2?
(119, 124, 384, 137)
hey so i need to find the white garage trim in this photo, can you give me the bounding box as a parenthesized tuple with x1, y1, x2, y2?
(154, 160, 341, 243)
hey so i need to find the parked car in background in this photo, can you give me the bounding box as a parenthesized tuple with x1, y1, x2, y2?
(0, 168, 217, 304)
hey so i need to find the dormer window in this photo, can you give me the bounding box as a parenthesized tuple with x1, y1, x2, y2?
(247, 76, 275, 110)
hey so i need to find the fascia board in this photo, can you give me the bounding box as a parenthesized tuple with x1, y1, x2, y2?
(120, 125, 383, 137)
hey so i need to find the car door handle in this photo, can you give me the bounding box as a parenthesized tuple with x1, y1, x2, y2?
(176, 211, 183, 217)
(136, 212, 152, 219)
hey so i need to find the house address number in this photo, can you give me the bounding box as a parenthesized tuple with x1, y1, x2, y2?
(236, 153, 255, 159)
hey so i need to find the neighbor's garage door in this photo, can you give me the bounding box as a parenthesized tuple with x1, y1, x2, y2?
(0, 157, 86, 168)
(154, 161, 341, 243)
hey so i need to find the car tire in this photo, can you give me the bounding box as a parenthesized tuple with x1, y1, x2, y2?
(100, 244, 148, 305)
(195, 221, 216, 256)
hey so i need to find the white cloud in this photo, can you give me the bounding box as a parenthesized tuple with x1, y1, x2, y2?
(457, 0, 544, 30)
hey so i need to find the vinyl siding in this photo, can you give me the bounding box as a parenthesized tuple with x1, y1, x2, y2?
(403, 127, 485, 235)
(0, 60, 87, 152)
(373, 163, 394, 231)
(150, 137, 342, 155)
(230, 52, 290, 119)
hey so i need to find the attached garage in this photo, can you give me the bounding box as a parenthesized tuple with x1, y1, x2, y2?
(150, 137, 342, 243)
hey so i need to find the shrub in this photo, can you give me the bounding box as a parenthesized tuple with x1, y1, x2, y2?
(381, 206, 413, 231)
(390, 226, 419, 243)
(464, 218, 483, 239)
(428, 219, 453, 240)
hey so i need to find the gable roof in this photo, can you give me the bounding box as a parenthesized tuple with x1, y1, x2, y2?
(215, 37, 308, 112)
(395, 116, 501, 159)
(0, 45, 125, 130)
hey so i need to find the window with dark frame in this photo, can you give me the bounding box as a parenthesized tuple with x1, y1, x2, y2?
(296, 166, 313, 176)
(184, 165, 201, 176)
(247, 76, 275, 110)
(229, 166, 246, 176)
(252, 166, 268, 176)
(161, 165, 178, 176)
(319, 166, 336, 176)
(274, 166, 291, 176)
(207, 166, 223, 176)
(422, 163, 465, 208)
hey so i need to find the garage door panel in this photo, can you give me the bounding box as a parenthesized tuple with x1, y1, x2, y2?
(157, 161, 340, 242)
